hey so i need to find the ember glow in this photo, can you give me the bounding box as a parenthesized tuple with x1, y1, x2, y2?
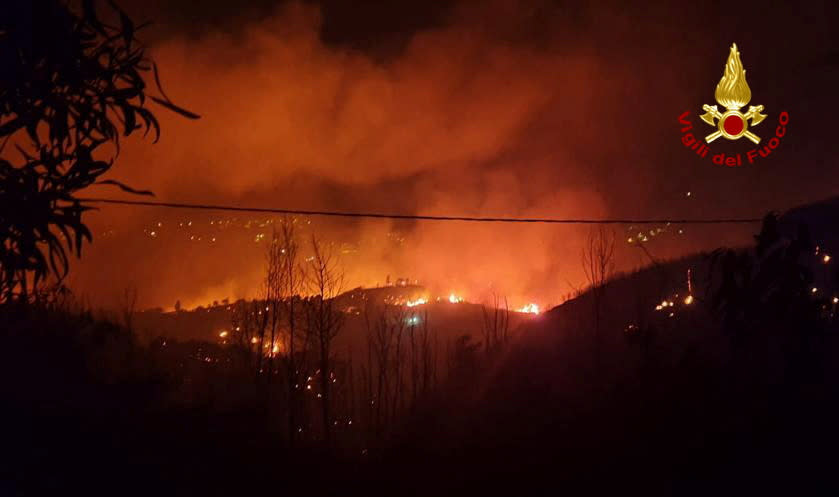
(405, 297, 428, 307)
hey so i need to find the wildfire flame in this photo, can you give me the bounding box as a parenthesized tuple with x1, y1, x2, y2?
(715, 43, 751, 110)
(517, 303, 540, 314)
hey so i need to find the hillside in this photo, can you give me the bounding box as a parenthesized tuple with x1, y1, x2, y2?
(133, 284, 536, 359)
(376, 205, 839, 496)
(6, 203, 839, 496)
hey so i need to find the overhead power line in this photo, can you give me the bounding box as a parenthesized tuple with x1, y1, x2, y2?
(78, 197, 765, 225)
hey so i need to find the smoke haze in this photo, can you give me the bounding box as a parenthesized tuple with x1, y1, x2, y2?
(68, 0, 838, 310)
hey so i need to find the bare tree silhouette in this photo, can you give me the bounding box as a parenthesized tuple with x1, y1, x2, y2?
(265, 218, 305, 444)
(120, 285, 138, 333)
(481, 293, 510, 357)
(582, 226, 615, 374)
(305, 235, 344, 444)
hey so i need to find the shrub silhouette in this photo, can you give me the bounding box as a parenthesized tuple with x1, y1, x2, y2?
(0, 0, 197, 302)
(710, 213, 821, 338)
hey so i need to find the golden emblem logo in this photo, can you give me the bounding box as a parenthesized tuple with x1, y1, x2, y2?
(699, 43, 766, 144)
(677, 43, 788, 167)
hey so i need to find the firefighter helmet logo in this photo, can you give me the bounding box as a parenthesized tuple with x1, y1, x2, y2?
(699, 43, 767, 144)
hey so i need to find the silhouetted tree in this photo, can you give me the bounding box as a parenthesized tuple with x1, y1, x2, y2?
(120, 285, 137, 333)
(709, 212, 832, 380)
(710, 213, 816, 338)
(267, 217, 305, 444)
(265, 227, 283, 370)
(363, 301, 412, 438)
(231, 298, 258, 365)
(447, 334, 481, 393)
(582, 226, 615, 374)
(481, 293, 510, 356)
(304, 235, 344, 443)
(0, 0, 198, 302)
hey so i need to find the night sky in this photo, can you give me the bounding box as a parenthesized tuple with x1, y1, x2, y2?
(66, 0, 839, 309)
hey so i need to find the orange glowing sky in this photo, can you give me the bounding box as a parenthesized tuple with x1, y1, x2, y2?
(62, 0, 838, 310)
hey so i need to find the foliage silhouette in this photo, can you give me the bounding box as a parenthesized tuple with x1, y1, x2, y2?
(709, 213, 822, 339)
(0, 0, 198, 302)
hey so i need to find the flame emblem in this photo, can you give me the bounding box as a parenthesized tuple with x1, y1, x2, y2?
(699, 43, 767, 144)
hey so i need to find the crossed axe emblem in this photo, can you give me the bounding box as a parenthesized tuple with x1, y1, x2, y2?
(700, 104, 767, 144)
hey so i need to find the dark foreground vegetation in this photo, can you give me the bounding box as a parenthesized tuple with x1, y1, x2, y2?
(4, 214, 839, 496)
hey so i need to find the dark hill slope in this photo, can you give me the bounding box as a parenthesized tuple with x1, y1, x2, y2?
(384, 205, 839, 496)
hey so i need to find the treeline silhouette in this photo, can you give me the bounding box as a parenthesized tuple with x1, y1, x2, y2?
(0, 221, 515, 494)
(4, 213, 839, 495)
(379, 213, 839, 496)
